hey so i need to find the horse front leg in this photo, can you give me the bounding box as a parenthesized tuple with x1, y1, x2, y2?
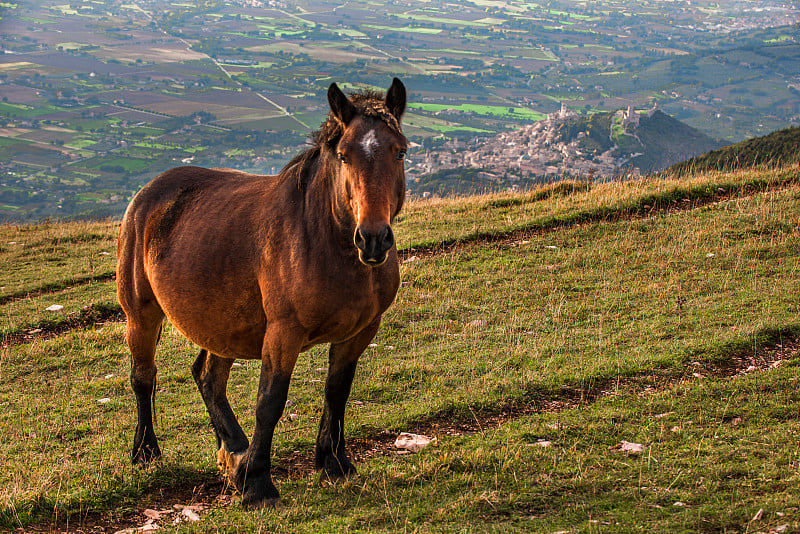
(191, 349, 250, 480)
(315, 318, 381, 481)
(234, 328, 301, 509)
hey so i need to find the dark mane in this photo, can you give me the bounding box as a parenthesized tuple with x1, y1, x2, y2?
(282, 89, 402, 191)
(313, 89, 402, 148)
(281, 145, 322, 192)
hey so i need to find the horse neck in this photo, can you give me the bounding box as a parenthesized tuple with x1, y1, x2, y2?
(301, 149, 356, 249)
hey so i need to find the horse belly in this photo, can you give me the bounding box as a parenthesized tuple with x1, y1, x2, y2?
(149, 266, 266, 360)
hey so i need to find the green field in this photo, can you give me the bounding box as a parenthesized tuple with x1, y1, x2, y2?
(395, 13, 505, 26)
(0, 136, 29, 147)
(403, 113, 494, 135)
(0, 102, 64, 118)
(407, 103, 546, 121)
(332, 28, 366, 37)
(85, 156, 150, 172)
(1, 166, 800, 531)
(17, 15, 56, 23)
(65, 138, 98, 149)
(548, 9, 599, 20)
(363, 24, 443, 34)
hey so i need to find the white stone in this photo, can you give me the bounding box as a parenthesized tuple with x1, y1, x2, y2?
(394, 432, 436, 453)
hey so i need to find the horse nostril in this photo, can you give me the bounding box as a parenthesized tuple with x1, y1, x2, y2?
(380, 225, 394, 251)
(354, 227, 366, 251)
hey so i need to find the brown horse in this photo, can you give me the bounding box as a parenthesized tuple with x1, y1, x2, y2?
(116, 78, 407, 509)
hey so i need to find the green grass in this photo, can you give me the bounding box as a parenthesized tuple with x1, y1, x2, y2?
(86, 156, 149, 172)
(1, 168, 800, 531)
(402, 112, 495, 136)
(188, 361, 800, 532)
(0, 136, 30, 147)
(394, 13, 500, 26)
(1, 281, 118, 338)
(396, 167, 800, 249)
(333, 28, 366, 37)
(419, 124, 493, 134)
(0, 219, 117, 297)
(65, 138, 98, 149)
(417, 48, 482, 55)
(75, 117, 121, 130)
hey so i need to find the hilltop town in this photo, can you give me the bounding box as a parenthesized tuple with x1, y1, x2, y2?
(407, 102, 718, 185)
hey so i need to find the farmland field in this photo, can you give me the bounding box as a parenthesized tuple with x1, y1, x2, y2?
(1, 166, 799, 531)
(408, 103, 546, 121)
(0, 0, 798, 221)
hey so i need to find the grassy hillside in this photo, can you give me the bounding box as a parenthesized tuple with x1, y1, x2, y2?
(668, 126, 800, 175)
(1, 165, 800, 532)
(627, 110, 723, 172)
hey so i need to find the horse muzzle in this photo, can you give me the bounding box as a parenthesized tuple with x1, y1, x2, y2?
(354, 224, 394, 267)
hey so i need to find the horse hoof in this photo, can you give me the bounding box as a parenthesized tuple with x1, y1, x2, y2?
(132, 444, 162, 466)
(216, 447, 244, 484)
(320, 466, 358, 486)
(318, 454, 357, 481)
(241, 495, 285, 511)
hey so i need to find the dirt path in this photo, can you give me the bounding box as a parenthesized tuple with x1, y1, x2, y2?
(1, 302, 123, 349)
(0, 272, 117, 307)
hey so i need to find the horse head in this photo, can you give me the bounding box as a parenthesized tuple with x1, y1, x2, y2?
(326, 78, 407, 266)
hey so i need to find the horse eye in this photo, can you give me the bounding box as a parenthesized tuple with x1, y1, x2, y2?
(338, 152, 348, 164)
(397, 150, 406, 160)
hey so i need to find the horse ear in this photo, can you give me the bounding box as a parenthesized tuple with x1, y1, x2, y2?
(385, 77, 406, 122)
(328, 83, 356, 126)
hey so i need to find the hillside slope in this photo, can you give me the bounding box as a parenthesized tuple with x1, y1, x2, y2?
(667, 125, 800, 174)
(555, 109, 723, 173)
(2, 167, 800, 532)
(624, 110, 723, 171)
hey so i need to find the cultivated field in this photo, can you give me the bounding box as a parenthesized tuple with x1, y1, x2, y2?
(1, 166, 799, 532)
(2, 0, 798, 221)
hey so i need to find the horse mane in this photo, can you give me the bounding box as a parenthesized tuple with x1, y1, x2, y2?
(313, 89, 402, 148)
(280, 89, 402, 192)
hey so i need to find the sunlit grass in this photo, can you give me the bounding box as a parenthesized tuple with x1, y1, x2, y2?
(1, 168, 799, 530)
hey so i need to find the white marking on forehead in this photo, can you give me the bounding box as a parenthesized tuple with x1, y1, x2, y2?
(360, 129, 380, 156)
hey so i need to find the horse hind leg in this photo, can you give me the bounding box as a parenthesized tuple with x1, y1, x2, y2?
(191, 350, 249, 481)
(127, 307, 165, 466)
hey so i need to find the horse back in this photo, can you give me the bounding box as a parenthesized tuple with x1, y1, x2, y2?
(117, 166, 281, 328)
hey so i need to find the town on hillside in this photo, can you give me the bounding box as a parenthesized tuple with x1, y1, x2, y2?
(406, 99, 729, 196)
(408, 102, 669, 182)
